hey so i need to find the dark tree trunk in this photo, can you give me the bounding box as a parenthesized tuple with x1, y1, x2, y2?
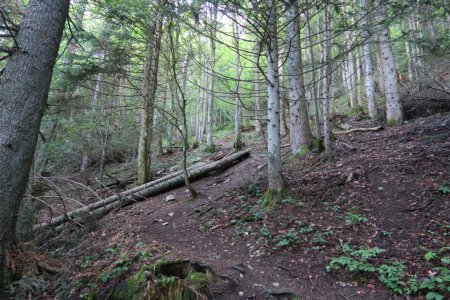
(0, 0, 70, 291)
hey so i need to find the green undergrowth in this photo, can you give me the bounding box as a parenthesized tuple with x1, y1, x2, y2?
(326, 244, 450, 299)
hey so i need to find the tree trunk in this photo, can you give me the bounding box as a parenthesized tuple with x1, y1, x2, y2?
(0, 0, 70, 291)
(206, 3, 218, 151)
(376, 0, 403, 125)
(173, 29, 197, 198)
(375, 38, 385, 95)
(322, 2, 332, 157)
(253, 41, 263, 138)
(233, 19, 243, 149)
(137, 18, 162, 184)
(98, 130, 110, 187)
(286, 0, 313, 154)
(345, 46, 358, 108)
(266, 0, 284, 197)
(360, 0, 378, 118)
(305, 1, 321, 141)
(355, 47, 362, 106)
(34, 149, 251, 232)
(278, 57, 289, 137)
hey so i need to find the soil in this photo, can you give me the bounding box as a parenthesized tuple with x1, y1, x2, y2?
(15, 113, 450, 299)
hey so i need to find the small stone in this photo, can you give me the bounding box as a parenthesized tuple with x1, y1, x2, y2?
(166, 194, 176, 202)
(273, 282, 280, 287)
(168, 212, 174, 217)
(238, 291, 244, 297)
(161, 222, 169, 226)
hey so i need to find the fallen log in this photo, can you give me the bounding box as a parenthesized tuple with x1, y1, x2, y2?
(333, 126, 384, 135)
(33, 149, 251, 231)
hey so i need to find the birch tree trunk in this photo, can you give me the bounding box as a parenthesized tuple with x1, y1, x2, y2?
(265, 0, 284, 198)
(376, 0, 403, 125)
(360, 0, 378, 118)
(286, 0, 313, 154)
(0, 0, 70, 290)
(233, 19, 243, 149)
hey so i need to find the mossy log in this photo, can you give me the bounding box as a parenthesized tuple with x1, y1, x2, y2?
(33, 149, 251, 231)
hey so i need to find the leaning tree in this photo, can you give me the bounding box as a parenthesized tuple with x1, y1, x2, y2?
(0, 0, 70, 291)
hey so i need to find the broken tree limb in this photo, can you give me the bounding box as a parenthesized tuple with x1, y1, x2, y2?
(33, 149, 251, 231)
(333, 126, 384, 135)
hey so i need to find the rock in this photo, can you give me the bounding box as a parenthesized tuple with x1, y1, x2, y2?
(346, 172, 358, 183)
(273, 282, 280, 287)
(239, 291, 244, 297)
(168, 212, 174, 217)
(161, 222, 169, 226)
(166, 194, 176, 202)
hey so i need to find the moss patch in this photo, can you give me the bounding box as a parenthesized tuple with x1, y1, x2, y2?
(261, 186, 290, 208)
(185, 272, 209, 292)
(386, 118, 402, 126)
(109, 259, 235, 300)
(110, 265, 150, 300)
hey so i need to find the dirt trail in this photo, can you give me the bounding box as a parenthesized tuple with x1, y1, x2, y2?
(31, 114, 450, 299)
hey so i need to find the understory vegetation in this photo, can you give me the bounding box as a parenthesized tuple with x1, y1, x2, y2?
(0, 0, 449, 299)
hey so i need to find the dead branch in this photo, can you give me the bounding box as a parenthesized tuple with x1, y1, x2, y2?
(333, 126, 384, 135)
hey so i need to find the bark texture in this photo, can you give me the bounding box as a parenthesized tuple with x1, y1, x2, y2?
(266, 0, 284, 194)
(377, 0, 403, 124)
(322, 2, 332, 157)
(286, 0, 313, 154)
(0, 0, 70, 290)
(233, 19, 243, 149)
(206, 3, 218, 151)
(137, 18, 162, 184)
(360, 0, 378, 118)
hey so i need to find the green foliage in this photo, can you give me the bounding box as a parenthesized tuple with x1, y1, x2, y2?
(382, 231, 393, 238)
(274, 224, 316, 248)
(312, 232, 327, 245)
(326, 246, 414, 294)
(419, 267, 450, 300)
(378, 262, 407, 295)
(156, 276, 177, 288)
(345, 213, 368, 225)
(299, 224, 314, 234)
(326, 256, 376, 273)
(98, 248, 132, 283)
(259, 226, 271, 238)
(276, 229, 299, 248)
(439, 186, 450, 195)
(327, 244, 450, 297)
(81, 255, 93, 269)
(426, 251, 439, 261)
(441, 257, 450, 265)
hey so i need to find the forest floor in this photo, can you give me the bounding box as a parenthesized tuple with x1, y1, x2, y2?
(14, 113, 450, 299)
